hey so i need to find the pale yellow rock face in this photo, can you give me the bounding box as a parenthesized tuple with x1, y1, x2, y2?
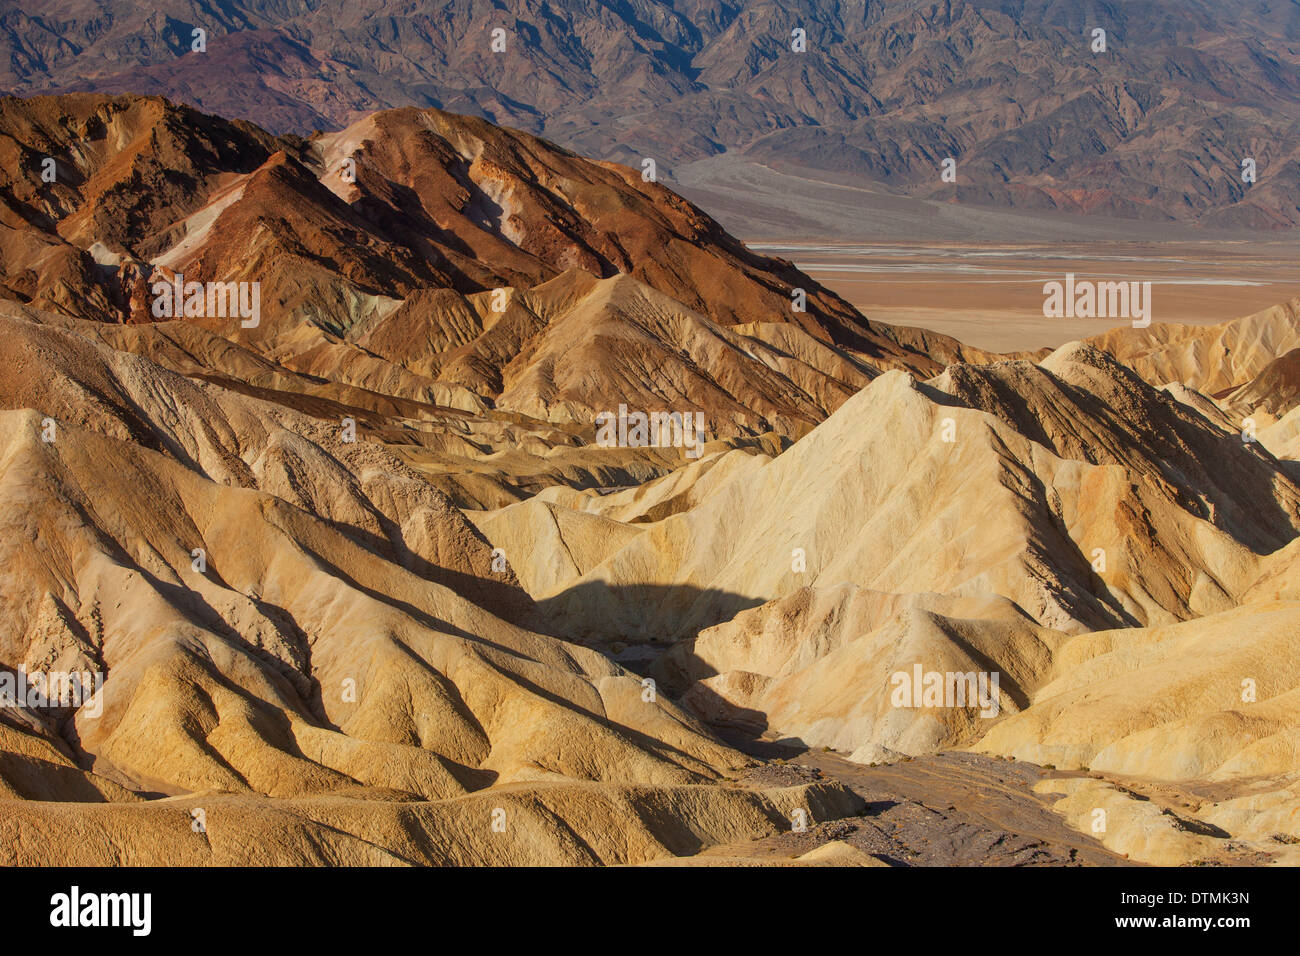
(977, 603, 1300, 780)
(472, 315, 1300, 863)
(1031, 778, 1226, 867)
(0, 781, 864, 866)
(544, 348, 1296, 640)
(507, 342, 1298, 779)
(468, 500, 645, 599)
(1083, 297, 1300, 396)
(0, 314, 793, 862)
(675, 586, 1063, 760)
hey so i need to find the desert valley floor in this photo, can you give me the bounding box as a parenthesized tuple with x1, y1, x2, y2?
(762, 239, 1300, 352)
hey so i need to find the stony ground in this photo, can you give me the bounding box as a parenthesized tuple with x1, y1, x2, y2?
(711, 736, 1132, 866)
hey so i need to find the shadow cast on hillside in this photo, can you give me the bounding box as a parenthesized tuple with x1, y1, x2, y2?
(532, 579, 766, 648)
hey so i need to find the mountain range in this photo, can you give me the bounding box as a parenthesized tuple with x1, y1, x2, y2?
(4, 0, 1300, 227)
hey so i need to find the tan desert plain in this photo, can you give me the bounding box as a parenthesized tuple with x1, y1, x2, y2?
(3, 93, 1300, 868)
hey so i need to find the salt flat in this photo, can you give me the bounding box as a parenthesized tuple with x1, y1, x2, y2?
(755, 240, 1300, 352)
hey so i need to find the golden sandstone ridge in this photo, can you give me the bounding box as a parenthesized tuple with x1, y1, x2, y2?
(3, 94, 1300, 865)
